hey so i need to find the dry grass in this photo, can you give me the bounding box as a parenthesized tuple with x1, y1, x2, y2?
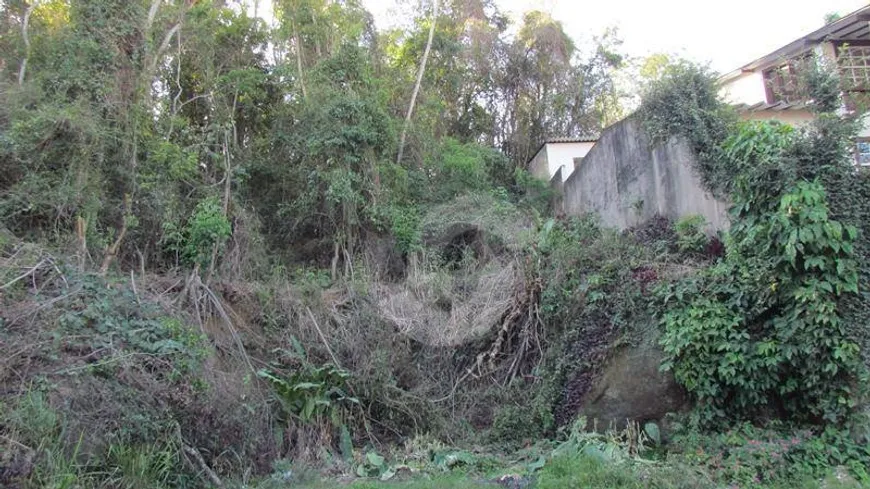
(378, 259, 520, 347)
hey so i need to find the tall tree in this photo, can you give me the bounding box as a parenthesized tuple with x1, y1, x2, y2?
(397, 0, 438, 165)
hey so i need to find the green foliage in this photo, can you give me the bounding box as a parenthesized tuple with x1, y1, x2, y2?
(534, 215, 668, 428)
(258, 359, 359, 425)
(653, 72, 869, 426)
(801, 56, 843, 114)
(673, 215, 708, 255)
(489, 401, 554, 446)
(721, 120, 796, 198)
(638, 61, 735, 195)
(386, 205, 423, 255)
(513, 167, 554, 216)
(659, 181, 862, 424)
(57, 273, 209, 379)
(183, 196, 231, 268)
(673, 423, 870, 485)
(4, 390, 194, 489)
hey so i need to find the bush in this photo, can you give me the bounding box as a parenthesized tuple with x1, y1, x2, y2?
(658, 181, 862, 425)
(653, 68, 869, 426)
(672, 423, 870, 485)
(638, 61, 735, 195)
(673, 215, 707, 255)
(183, 196, 232, 268)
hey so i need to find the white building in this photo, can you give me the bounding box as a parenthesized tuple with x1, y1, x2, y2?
(718, 4, 870, 163)
(528, 137, 597, 182)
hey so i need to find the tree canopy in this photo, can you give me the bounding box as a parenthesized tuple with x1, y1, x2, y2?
(0, 0, 624, 275)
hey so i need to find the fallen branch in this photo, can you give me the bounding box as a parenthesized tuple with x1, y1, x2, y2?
(306, 306, 340, 368)
(1, 259, 47, 290)
(182, 444, 223, 487)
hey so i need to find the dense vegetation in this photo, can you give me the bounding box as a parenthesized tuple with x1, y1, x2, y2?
(1, 1, 869, 488)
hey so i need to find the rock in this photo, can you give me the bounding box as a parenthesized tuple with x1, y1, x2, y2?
(577, 325, 688, 431)
(491, 474, 533, 489)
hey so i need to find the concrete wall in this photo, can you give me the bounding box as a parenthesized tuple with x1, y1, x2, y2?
(562, 118, 729, 231)
(529, 146, 551, 180)
(550, 167, 565, 214)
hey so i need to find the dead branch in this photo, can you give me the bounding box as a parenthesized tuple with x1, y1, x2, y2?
(1, 259, 47, 290)
(75, 216, 87, 271)
(130, 269, 140, 305)
(306, 307, 340, 367)
(182, 444, 223, 487)
(196, 276, 255, 373)
(0, 434, 33, 452)
(146, 0, 162, 32)
(99, 194, 132, 275)
(149, 23, 182, 74)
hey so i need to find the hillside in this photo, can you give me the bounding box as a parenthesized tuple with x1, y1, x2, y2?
(1, 1, 870, 488)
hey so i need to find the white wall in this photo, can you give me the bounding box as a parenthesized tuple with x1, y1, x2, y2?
(546, 142, 596, 181)
(720, 71, 768, 106)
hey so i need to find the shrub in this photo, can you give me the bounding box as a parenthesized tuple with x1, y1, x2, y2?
(649, 56, 870, 427)
(659, 181, 862, 425)
(638, 61, 735, 195)
(183, 196, 231, 269)
(672, 423, 870, 485)
(673, 215, 707, 255)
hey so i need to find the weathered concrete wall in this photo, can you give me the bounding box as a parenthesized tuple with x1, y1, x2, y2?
(529, 146, 550, 181)
(550, 167, 564, 214)
(562, 118, 729, 230)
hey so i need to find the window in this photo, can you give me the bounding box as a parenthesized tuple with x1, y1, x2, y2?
(763, 63, 804, 104)
(856, 139, 870, 166)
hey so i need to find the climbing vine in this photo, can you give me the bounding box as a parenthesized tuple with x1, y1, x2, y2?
(647, 60, 870, 426)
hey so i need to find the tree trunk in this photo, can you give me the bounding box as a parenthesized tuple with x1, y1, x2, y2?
(17, 1, 38, 86)
(396, 0, 438, 166)
(293, 19, 307, 99)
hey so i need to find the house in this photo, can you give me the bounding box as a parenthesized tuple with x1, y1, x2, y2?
(718, 5, 870, 163)
(528, 137, 597, 182)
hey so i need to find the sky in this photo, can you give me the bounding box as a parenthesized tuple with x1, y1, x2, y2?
(360, 0, 869, 73)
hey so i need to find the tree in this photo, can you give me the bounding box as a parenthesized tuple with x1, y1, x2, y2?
(397, 0, 438, 166)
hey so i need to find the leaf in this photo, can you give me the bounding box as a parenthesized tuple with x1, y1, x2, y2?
(528, 456, 547, 472)
(379, 467, 397, 481)
(302, 398, 316, 420)
(340, 425, 353, 462)
(366, 451, 385, 468)
(644, 422, 661, 445)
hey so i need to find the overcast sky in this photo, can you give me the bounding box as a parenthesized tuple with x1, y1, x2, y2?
(360, 0, 869, 72)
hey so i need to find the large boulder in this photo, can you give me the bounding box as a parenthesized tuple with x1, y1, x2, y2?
(578, 326, 688, 429)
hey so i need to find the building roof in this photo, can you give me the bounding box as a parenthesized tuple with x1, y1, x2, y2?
(734, 100, 810, 113)
(542, 136, 598, 144)
(719, 5, 870, 84)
